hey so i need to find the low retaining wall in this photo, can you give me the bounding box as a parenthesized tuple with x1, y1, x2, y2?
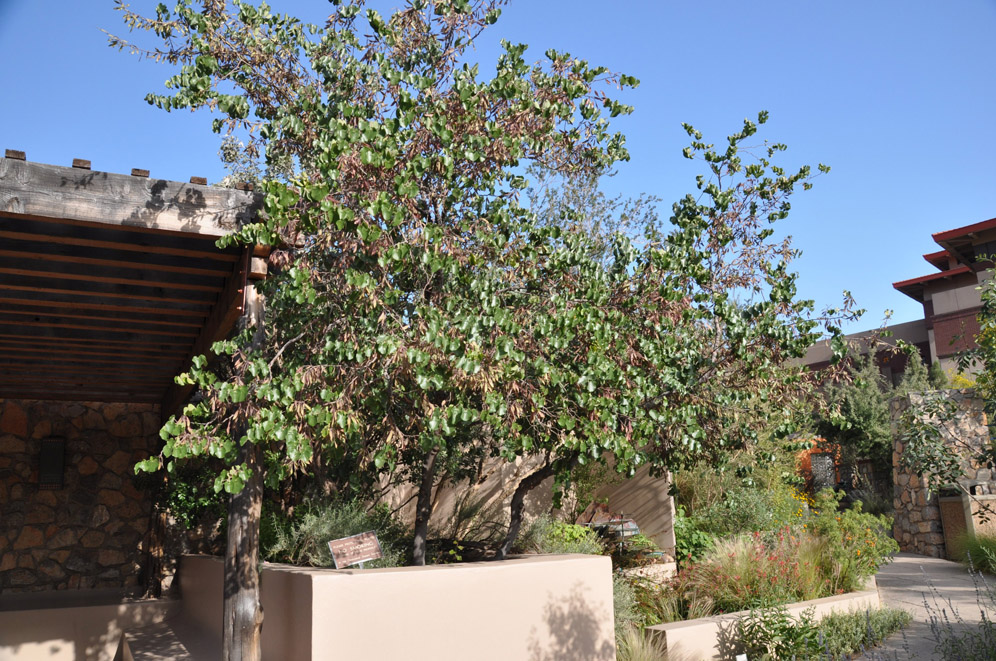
(646, 578, 880, 661)
(0, 591, 178, 661)
(177, 553, 616, 661)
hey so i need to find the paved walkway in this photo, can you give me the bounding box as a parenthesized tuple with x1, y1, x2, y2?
(858, 552, 993, 660)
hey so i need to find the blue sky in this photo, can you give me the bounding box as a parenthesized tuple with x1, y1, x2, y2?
(1, 1, 994, 333)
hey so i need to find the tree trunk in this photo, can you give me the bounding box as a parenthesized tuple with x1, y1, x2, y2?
(412, 447, 439, 566)
(497, 461, 557, 559)
(223, 440, 265, 661)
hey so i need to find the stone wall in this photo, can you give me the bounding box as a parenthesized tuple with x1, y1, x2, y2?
(891, 389, 991, 558)
(0, 399, 159, 593)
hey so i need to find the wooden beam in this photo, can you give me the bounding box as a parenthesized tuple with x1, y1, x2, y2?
(0, 239, 233, 277)
(0, 327, 192, 350)
(249, 257, 268, 280)
(0, 340, 186, 366)
(0, 314, 201, 339)
(162, 249, 251, 419)
(0, 158, 262, 238)
(0, 255, 227, 292)
(0, 292, 210, 318)
(0, 387, 162, 404)
(0, 274, 217, 306)
(1, 303, 204, 328)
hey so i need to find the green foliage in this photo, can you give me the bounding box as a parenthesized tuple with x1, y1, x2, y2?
(738, 606, 821, 660)
(117, 0, 856, 563)
(612, 574, 643, 639)
(738, 606, 911, 660)
(674, 530, 826, 615)
(807, 490, 898, 593)
(263, 500, 409, 569)
(957, 533, 996, 575)
(818, 350, 894, 469)
(517, 515, 605, 555)
(673, 505, 714, 566)
(817, 607, 911, 657)
(160, 462, 227, 529)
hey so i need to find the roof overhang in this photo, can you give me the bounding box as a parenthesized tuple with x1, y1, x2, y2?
(932, 216, 996, 268)
(892, 265, 973, 302)
(0, 154, 264, 416)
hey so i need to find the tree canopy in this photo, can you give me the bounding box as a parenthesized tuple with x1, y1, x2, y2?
(113, 2, 856, 656)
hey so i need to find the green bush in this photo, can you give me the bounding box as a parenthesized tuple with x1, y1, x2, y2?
(818, 607, 911, 657)
(737, 606, 911, 660)
(807, 490, 898, 593)
(262, 499, 409, 568)
(673, 506, 714, 566)
(738, 606, 821, 660)
(957, 533, 996, 574)
(674, 530, 825, 615)
(517, 515, 606, 555)
(613, 574, 642, 638)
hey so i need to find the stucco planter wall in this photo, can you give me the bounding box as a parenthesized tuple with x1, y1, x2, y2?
(645, 578, 880, 661)
(177, 553, 616, 661)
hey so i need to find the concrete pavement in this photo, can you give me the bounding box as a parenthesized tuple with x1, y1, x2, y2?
(857, 552, 994, 660)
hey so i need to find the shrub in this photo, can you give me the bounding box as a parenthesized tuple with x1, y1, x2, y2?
(738, 606, 821, 660)
(737, 606, 911, 660)
(674, 530, 825, 615)
(818, 607, 911, 657)
(615, 624, 667, 661)
(613, 574, 643, 638)
(958, 533, 996, 575)
(517, 515, 606, 555)
(263, 499, 408, 568)
(673, 506, 714, 567)
(807, 490, 898, 593)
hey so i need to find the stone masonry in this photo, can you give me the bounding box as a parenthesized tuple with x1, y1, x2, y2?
(891, 389, 991, 558)
(0, 399, 159, 593)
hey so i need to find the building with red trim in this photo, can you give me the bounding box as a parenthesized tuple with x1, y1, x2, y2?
(803, 216, 994, 378)
(892, 217, 996, 371)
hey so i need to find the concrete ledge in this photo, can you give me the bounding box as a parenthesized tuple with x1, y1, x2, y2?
(177, 553, 616, 661)
(646, 578, 880, 661)
(0, 597, 179, 661)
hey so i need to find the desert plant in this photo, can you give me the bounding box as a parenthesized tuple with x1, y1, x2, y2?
(807, 490, 898, 593)
(517, 515, 606, 555)
(817, 607, 911, 657)
(613, 574, 643, 638)
(674, 530, 826, 616)
(957, 534, 996, 575)
(615, 624, 668, 661)
(738, 606, 821, 660)
(738, 605, 911, 660)
(673, 506, 714, 567)
(263, 500, 408, 569)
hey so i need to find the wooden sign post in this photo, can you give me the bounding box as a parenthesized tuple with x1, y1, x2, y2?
(328, 531, 383, 569)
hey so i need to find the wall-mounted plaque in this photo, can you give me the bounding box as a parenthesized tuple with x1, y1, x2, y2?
(39, 438, 65, 490)
(328, 531, 383, 569)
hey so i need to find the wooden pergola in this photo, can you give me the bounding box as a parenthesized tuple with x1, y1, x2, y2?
(0, 151, 264, 417)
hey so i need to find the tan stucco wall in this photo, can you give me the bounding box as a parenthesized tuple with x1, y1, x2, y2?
(0, 596, 177, 661)
(178, 553, 616, 661)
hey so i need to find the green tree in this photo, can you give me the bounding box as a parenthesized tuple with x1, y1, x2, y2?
(114, 1, 637, 657)
(113, 3, 855, 659)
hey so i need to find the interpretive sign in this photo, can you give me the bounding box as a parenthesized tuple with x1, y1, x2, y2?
(328, 531, 383, 569)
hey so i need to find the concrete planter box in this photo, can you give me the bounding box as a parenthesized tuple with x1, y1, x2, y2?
(645, 577, 880, 661)
(176, 553, 615, 661)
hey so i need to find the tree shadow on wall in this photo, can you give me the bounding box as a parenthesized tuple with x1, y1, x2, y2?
(527, 582, 615, 661)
